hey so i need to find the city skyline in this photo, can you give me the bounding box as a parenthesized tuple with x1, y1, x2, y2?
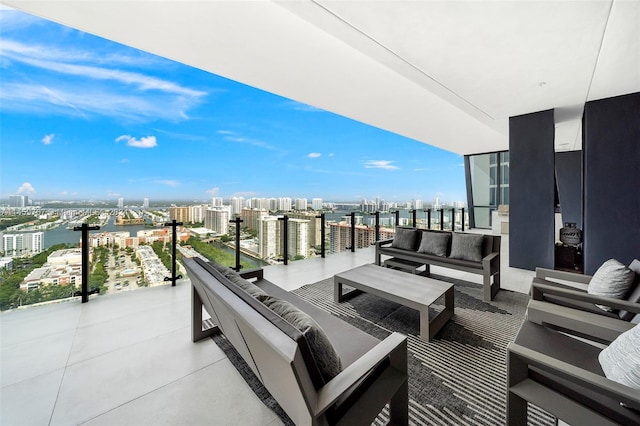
(0, 7, 466, 204)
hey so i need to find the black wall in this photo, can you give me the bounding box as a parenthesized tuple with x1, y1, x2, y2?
(555, 150, 582, 229)
(509, 110, 556, 270)
(583, 92, 640, 274)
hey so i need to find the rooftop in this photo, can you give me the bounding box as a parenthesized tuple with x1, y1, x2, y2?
(1, 235, 533, 425)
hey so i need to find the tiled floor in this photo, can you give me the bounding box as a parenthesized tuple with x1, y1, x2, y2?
(1, 233, 532, 425)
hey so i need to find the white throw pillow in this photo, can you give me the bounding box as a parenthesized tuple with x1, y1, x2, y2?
(587, 259, 635, 311)
(599, 324, 640, 390)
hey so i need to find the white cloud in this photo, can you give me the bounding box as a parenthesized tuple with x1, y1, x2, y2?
(116, 135, 157, 148)
(155, 180, 179, 187)
(206, 187, 220, 196)
(17, 182, 36, 194)
(107, 191, 121, 197)
(307, 152, 321, 158)
(41, 133, 54, 144)
(120, 158, 130, 163)
(364, 160, 399, 170)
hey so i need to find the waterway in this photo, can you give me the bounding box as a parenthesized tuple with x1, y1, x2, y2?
(43, 217, 152, 249)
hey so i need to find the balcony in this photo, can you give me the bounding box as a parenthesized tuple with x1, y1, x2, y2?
(1, 234, 532, 425)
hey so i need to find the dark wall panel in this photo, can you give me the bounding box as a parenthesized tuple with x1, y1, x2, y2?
(509, 110, 555, 270)
(555, 150, 582, 229)
(583, 92, 640, 274)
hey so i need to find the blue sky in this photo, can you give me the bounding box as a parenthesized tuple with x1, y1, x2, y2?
(0, 8, 466, 204)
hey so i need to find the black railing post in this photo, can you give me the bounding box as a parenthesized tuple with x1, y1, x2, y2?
(278, 215, 289, 264)
(411, 209, 417, 227)
(450, 208, 455, 231)
(163, 219, 183, 286)
(373, 211, 380, 243)
(393, 210, 400, 228)
(427, 209, 432, 229)
(316, 213, 325, 258)
(461, 208, 466, 231)
(439, 209, 444, 230)
(350, 212, 356, 252)
(73, 223, 100, 303)
(229, 216, 243, 271)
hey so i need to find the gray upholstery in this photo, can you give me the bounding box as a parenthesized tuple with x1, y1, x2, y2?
(449, 232, 484, 262)
(507, 305, 640, 425)
(417, 230, 450, 256)
(534, 261, 640, 321)
(262, 296, 342, 384)
(375, 229, 501, 301)
(588, 259, 636, 311)
(599, 324, 640, 390)
(391, 227, 420, 251)
(184, 257, 409, 425)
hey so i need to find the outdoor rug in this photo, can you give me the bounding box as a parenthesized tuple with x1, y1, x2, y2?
(212, 273, 555, 425)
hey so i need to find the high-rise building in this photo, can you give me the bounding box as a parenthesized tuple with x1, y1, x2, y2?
(231, 197, 245, 216)
(1, 232, 44, 256)
(328, 221, 394, 253)
(169, 206, 190, 223)
(9, 195, 29, 207)
(312, 198, 323, 210)
(211, 197, 224, 207)
(118, 198, 124, 209)
(204, 207, 230, 235)
(143, 198, 149, 209)
(189, 205, 205, 223)
(288, 218, 310, 258)
(414, 199, 424, 210)
(294, 198, 307, 211)
(258, 216, 279, 260)
(241, 208, 269, 231)
(278, 197, 292, 212)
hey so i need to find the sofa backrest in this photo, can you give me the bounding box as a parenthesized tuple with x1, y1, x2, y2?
(394, 228, 500, 259)
(184, 257, 323, 424)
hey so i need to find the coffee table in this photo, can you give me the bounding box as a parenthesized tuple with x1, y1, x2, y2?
(334, 264, 454, 341)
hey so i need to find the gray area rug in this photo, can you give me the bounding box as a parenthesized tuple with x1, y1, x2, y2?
(211, 273, 555, 425)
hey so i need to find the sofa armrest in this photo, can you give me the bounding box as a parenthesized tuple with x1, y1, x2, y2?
(375, 238, 394, 248)
(536, 267, 592, 285)
(314, 332, 407, 416)
(239, 268, 264, 280)
(508, 342, 640, 411)
(482, 251, 500, 273)
(527, 299, 635, 344)
(531, 282, 640, 313)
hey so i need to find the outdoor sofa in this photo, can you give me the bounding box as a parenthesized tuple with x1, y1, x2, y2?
(507, 298, 640, 425)
(183, 257, 409, 426)
(375, 227, 501, 301)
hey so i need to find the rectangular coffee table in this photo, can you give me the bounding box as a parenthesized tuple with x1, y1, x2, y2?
(334, 264, 454, 341)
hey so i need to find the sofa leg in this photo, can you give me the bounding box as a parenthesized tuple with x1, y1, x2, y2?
(388, 378, 409, 425)
(192, 285, 219, 342)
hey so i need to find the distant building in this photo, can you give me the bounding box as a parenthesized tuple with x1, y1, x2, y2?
(211, 197, 224, 207)
(204, 207, 230, 235)
(20, 248, 83, 292)
(258, 216, 279, 260)
(278, 197, 292, 212)
(312, 198, 323, 210)
(231, 197, 245, 216)
(1, 232, 43, 257)
(241, 208, 269, 232)
(328, 221, 394, 253)
(169, 206, 190, 223)
(0, 257, 13, 271)
(294, 198, 307, 211)
(9, 195, 29, 207)
(118, 198, 124, 209)
(143, 198, 149, 209)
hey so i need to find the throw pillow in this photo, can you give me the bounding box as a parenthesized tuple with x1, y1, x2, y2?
(588, 259, 635, 312)
(449, 233, 484, 262)
(417, 231, 451, 257)
(262, 297, 342, 384)
(599, 324, 640, 390)
(391, 228, 419, 251)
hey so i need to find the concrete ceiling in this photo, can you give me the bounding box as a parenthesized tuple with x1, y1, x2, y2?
(3, 0, 639, 155)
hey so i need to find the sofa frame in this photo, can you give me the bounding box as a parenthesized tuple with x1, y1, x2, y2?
(375, 229, 501, 301)
(184, 257, 409, 426)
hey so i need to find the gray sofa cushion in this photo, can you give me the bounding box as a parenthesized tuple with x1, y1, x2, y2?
(209, 261, 268, 298)
(599, 324, 640, 390)
(619, 259, 640, 321)
(417, 231, 451, 257)
(391, 227, 420, 251)
(262, 296, 342, 385)
(588, 259, 635, 312)
(449, 233, 485, 262)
